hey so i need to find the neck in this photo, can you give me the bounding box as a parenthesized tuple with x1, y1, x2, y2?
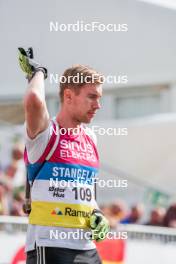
(56, 107, 81, 129)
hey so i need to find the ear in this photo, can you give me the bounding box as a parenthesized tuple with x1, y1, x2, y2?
(64, 88, 73, 103)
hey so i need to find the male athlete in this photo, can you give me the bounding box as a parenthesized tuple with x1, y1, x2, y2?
(18, 48, 109, 264)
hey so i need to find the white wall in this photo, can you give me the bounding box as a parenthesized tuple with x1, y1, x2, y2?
(95, 113, 176, 195)
(1, 0, 176, 99)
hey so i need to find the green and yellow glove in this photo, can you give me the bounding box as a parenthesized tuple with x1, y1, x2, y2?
(90, 209, 109, 242)
(18, 47, 47, 80)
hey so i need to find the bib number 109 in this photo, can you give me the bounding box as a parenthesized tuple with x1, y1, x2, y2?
(72, 187, 92, 201)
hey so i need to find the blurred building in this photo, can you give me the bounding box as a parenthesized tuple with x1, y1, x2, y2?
(1, 0, 176, 122)
(1, 0, 176, 206)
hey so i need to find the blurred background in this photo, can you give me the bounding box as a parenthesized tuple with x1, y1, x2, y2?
(1, 0, 176, 263)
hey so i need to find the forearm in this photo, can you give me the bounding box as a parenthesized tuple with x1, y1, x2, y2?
(24, 71, 49, 138)
(19, 47, 49, 138)
(26, 71, 46, 102)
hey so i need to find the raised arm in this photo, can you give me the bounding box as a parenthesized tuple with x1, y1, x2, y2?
(24, 71, 49, 139)
(18, 47, 49, 138)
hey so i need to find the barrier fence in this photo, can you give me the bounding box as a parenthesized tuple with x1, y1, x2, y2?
(0, 216, 176, 264)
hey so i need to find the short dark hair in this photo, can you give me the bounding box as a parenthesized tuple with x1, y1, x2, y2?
(59, 64, 104, 102)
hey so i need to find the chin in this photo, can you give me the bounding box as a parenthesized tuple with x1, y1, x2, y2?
(82, 117, 92, 124)
(79, 114, 94, 124)
(82, 119, 91, 124)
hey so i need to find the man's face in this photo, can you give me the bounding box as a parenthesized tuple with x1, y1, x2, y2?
(66, 84, 102, 123)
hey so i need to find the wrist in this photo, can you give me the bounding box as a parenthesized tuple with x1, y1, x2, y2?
(92, 209, 104, 216)
(34, 67, 47, 79)
(27, 68, 47, 82)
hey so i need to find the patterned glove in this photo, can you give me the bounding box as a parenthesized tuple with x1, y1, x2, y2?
(90, 209, 109, 242)
(18, 47, 47, 80)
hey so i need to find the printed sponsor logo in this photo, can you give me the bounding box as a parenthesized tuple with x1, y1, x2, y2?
(48, 186, 65, 197)
(51, 207, 90, 218)
(51, 208, 63, 215)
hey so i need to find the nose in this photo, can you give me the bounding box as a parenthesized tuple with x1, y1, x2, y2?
(94, 100, 101, 110)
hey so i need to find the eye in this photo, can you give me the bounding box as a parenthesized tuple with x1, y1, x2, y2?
(88, 94, 97, 99)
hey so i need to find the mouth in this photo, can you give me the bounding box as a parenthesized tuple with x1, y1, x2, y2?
(87, 111, 96, 118)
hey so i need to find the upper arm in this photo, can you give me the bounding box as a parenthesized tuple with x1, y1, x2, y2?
(23, 92, 50, 139)
(25, 120, 52, 164)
